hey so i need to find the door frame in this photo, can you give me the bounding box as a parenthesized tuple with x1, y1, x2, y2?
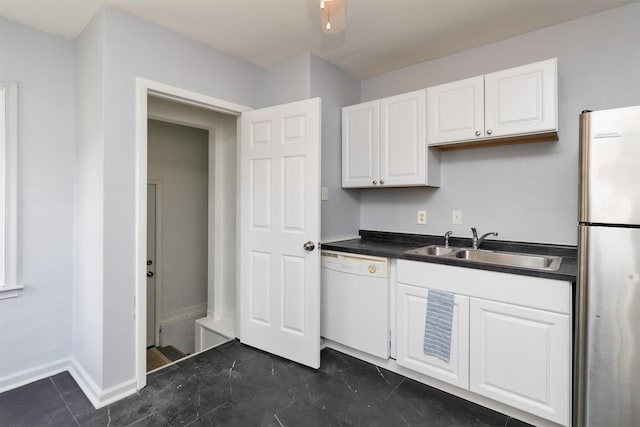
(146, 179, 162, 346)
(135, 78, 251, 389)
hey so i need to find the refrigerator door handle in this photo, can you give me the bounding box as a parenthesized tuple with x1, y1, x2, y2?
(574, 225, 589, 427)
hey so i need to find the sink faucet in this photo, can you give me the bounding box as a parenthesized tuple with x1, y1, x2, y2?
(471, 227, 498, 250)
(444, 230, 453, 248)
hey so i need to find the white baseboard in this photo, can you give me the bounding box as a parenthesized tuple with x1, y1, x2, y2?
(68, 357, 137, 409)
(0, 357, 70, 393)
(0, 357, 136, 410)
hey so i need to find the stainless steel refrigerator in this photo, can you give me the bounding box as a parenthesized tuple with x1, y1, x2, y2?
(575, 105, 640, 426)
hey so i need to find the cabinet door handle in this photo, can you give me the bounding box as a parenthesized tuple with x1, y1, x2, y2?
(475, 131, 481, 136)
(380, 180, 385, 185)
(486, 129, 493, 135)
(372, 180, 377, 185)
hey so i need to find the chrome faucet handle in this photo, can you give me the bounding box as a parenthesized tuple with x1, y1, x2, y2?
(444, 230, 453, 248)
(471, 227, 478, 240)
(476, 231, 498, 249)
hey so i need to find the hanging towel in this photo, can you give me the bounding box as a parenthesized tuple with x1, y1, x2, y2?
(423, 289, 455, 362)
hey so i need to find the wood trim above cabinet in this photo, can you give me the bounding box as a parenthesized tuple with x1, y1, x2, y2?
(433, 130, 558, 151)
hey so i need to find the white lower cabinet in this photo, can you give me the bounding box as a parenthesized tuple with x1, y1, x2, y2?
(395, 259, 571, 426)
(396, 284, 469, 389)
(469, 298, 571, 426)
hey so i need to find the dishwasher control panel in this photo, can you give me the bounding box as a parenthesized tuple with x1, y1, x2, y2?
(321, 250, 388, 278)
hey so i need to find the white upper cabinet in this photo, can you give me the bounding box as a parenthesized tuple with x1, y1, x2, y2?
(380, 90, 427, 187)
(427, 58, 558, 148)
(342, 100, 380, 188)
(427, 76, 484, 144)
(484, 59, 557, 138)
(342, 90, 439, 188)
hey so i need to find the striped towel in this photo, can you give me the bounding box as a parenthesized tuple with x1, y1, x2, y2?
(423, 289, 455, 362)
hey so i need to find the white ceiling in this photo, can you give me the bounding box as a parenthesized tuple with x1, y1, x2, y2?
(1, 0, 636, 79)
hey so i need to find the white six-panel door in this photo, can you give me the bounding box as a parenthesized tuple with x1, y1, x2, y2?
(239, 98, 321, 369)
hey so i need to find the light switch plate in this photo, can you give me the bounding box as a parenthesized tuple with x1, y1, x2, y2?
(321, 187, 328, 201)
(452, 210, 463, 224)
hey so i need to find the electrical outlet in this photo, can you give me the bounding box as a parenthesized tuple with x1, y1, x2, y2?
(417, 210, 427, 225)
(452, 210, 463, 225)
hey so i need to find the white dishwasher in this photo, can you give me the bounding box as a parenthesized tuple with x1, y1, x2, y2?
(321, 250, 390, 359)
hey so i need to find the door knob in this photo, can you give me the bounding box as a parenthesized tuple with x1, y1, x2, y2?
(147, 271, 154, 278)
(303, 241, 315, 252)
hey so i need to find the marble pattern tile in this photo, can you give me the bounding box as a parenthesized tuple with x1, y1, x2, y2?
(0, 341, 534, 426)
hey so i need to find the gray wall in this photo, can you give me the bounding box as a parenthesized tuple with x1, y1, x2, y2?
(359, 3, 640, 245)
(77, 6, 265, 391)
(263, 53, 311, 106)
(309, 55, 361, 241)
(147, 119, 208, 321)
(0, 19, 75, 384)
(73, 9, 106, 389)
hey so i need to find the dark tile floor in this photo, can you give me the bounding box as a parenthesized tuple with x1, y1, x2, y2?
(0, 340, 531, 426)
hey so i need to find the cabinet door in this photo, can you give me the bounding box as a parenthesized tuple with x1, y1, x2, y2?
(396, 284, 469, 389)
(427, 76, 484, 145)
(469, 297, 570, 426)
(342, 100, 379, 188)
(380, 90, 426, 186)
(484, 58, 557, 138)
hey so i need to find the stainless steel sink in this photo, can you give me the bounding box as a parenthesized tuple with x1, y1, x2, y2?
(406, 245, 458, 256)
(405, 245, 563, 271)
(448, 249, 562, 271)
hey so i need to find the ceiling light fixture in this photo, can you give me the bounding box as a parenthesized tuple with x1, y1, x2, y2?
(320, 0, 346, 34)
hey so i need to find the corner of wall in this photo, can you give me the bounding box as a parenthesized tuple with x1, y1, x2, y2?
(69, 357, 136, 409)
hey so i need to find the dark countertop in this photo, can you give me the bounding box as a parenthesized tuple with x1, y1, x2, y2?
(321, 230, 577, 282)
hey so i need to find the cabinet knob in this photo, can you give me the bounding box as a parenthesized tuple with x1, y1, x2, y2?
(380, 180, 385, 185)
(486, 129, 493, 135)
(475, 131, 481, 136)
(372, 180, 377, 185)
(368, 265, 377, 274)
